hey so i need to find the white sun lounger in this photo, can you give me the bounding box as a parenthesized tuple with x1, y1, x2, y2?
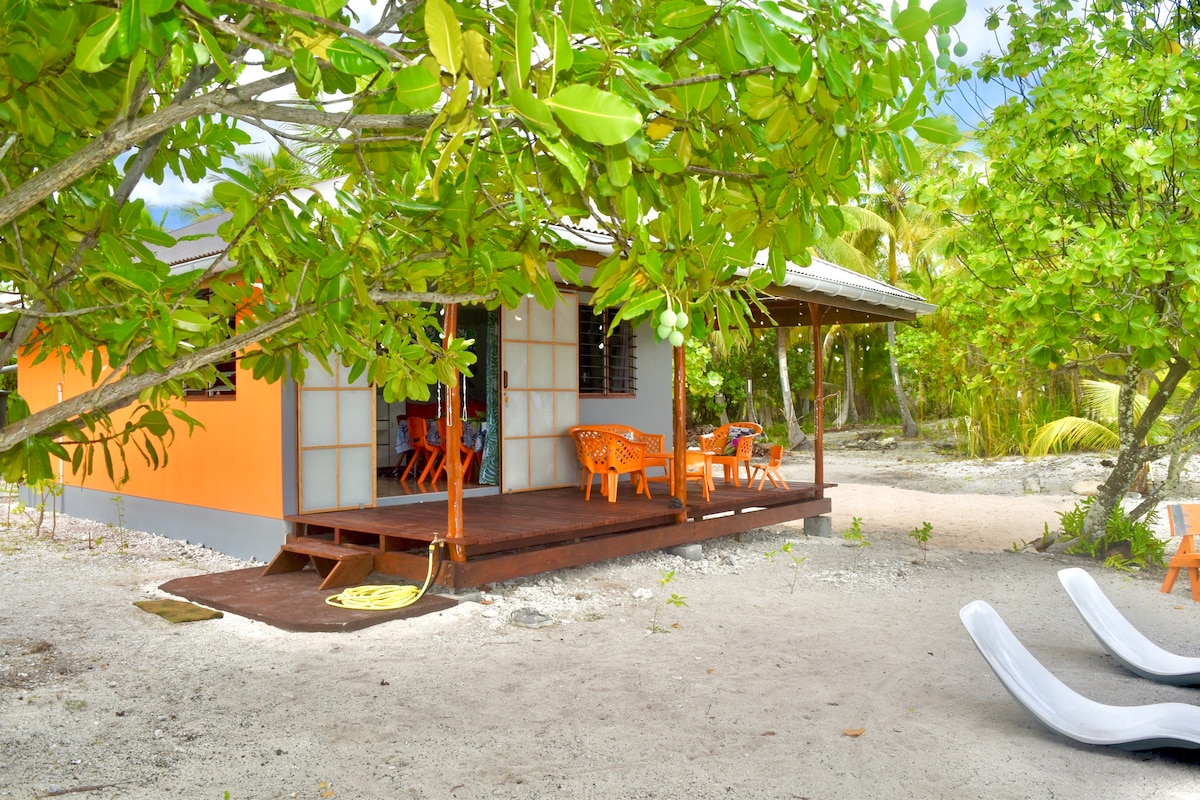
(959, 600, 1200, 750)
(1058, 567, 1200, 686)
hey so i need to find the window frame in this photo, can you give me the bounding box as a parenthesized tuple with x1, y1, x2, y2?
(578, 306, 637, 397)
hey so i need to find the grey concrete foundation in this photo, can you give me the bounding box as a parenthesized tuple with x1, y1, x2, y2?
(666, 543, 703, 561)
(804, 515, 834, 538)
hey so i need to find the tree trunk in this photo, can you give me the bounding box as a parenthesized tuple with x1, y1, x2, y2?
(834, 330, 858, 428)
(1082, 449, 1144, 542)
(888, 322, 919, 438)
(776, 327, 807, 448)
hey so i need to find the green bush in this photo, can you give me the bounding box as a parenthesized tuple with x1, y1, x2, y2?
(1057, 497, 1165, 571)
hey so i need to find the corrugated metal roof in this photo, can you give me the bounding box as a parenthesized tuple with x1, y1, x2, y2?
(550, 220, 936, 318)
(148, 212, 232, 267)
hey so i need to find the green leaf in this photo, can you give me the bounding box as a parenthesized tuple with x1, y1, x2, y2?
(510, 87, 561, 136)
(172, 309, 212, 333)
(178, 0, 213, 17)
(424, 0, 463, 74)
(753, 11, 803, 73)
(730, 10, 764, 64)
(515, 0, 532, 84)
(893, 7, 932, 42)
(546, 84, 643, 145)
(912, 116, 961, 144)
(676, 80, 720, 113)
(658, 1, 715, 31)
(326, 38, 387, 76)
(561, 0, 594, 33)
(543, 137, 587, 187)
(552, 17, 573, 78)
(462, 29, 494, 88)
(192, 21, 236, 81)
(113, 0, 142, 59)
(393, 65, 442, 109)
(929, 0, 968, 27)
(893, 133, 923, 173)
(74, 14, 119, 73)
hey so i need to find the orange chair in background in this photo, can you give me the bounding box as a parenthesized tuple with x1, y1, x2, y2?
(702, 422, 763, 487)
(432, 419, 478, 483)
(749, 445, 789, 490)
(399, 418, 432, 482)
(1161, 504, 1200, 601)
(683, 451, 712, 502)
(569, 426, 652, 503)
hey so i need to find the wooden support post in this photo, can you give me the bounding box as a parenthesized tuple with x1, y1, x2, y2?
(809, 303, 824, 493)
(672, 342, 687, 524)
(445, 303, 466, 562)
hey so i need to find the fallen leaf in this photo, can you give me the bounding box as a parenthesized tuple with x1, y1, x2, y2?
(842, 728, 866, 737)
(318, 782, 328, 790)
(1176, 605, 1186, 610)
(479, 599, 494, 605)
(322, 792, 336, 798)
(760, 731, 776, 736)
(706, 668, 715, 675)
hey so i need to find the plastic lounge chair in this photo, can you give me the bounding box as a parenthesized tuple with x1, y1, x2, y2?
(1058, 567, 1200, 686)
(1161, 503, 1200, 601)
(958, 600, 1200, 751)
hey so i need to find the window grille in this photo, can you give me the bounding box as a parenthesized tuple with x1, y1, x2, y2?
(579, 307, 636, 396)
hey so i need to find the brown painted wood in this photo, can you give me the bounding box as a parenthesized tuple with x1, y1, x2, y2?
(288, 484, 833, 588)
(810, 302, 824, 491)
(262, 539, 375, 590)
(672, 342, 687, 524)
(444, 303, 466, 561)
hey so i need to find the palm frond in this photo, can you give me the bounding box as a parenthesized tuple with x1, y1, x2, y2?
(1028, 416, 1119, 456)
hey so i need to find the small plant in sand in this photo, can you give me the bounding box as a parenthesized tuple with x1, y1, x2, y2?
(649, 569, 688, 634)
(843, 516, 870, 568)
(764, 540, 807, 593)
(13, 480, 62, 538)
(105, 494, 129, 550)
(908, 521, 933, 564)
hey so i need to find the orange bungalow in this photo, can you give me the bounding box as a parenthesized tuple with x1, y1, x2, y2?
(19, 218, 934, 591)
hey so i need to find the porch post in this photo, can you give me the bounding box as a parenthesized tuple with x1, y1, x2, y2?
(445, 303, 466, 562)
(672, 342, 687, 524)
(808, 302, 824, 493)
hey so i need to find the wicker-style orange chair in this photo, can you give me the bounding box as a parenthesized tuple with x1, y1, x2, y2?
(568, 426, 651, 503)
(703, 422, 762, 487)
(749, 444, 789, 490)
(1161, 504, 1200, 601)
(589, 424, 670, 492)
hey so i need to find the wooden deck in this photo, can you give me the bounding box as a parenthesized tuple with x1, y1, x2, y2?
(285, 480, 832, 589)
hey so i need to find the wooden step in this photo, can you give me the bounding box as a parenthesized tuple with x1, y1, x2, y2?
(262, 539, 375, 591)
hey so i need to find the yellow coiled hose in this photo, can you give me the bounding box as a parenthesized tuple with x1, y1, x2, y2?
(324, 539, 441, 610)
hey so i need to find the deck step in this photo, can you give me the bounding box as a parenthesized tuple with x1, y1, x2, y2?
(262, 539, 375, 591)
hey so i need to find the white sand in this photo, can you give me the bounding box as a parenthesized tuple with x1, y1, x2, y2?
(2, 444, 1200, 799)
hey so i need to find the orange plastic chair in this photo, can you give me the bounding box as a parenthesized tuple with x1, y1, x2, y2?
(702, 422, 762, 487)
(417, 419, 445, 484)
(1161, 504, 1200, 601)
(569, 426, 651, 503)
(749, 444, 789, 490)
(399, 418, 431, 482)
(590, 424, 670, 492)
(431, 419, 476, 483)
(683, 451, 712, 502)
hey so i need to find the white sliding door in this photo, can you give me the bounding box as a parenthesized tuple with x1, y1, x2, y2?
(501, 295, 579, 491)
(296, 356, 375, 513)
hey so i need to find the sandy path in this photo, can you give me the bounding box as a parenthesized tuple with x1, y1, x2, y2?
(2, 451, 1200, 799)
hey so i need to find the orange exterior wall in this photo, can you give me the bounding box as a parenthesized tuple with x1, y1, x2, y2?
(18, 351, 286, 520)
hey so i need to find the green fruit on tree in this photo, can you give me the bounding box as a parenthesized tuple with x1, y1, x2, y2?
(659, 309, 678, 328)
(674, 311, 689, 328)
(657, 324, 673, 340)
(668, 330, 685, 347)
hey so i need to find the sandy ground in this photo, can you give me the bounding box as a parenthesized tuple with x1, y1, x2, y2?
(3, 439, 1200, 800)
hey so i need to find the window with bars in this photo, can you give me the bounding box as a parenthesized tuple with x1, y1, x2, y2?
(579, 307, 636, 396)
(182, 290, 238, 398)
